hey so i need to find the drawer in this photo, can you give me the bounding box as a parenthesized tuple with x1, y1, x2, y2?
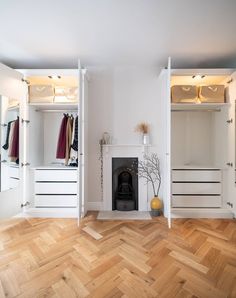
(172, 182, 221, 195)
(35, 195, 77, 207)
(35, 182, 77, 194)
(9, 177, 19, 189)
(9, 166, 20, 179)
(172, 170, 221, 182)
(172, 195, 222, 208)
(35, 169, 77, 182)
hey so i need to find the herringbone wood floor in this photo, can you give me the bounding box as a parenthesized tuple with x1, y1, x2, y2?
(0, 213, 236, 297)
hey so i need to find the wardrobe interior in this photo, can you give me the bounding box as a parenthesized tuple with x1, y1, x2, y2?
(27, 75, 78, 167)
(171, 72, 235, 211)
(24, 73, 79, 209)
(171, 75, 231, 169)
(0, 97, 20, 191)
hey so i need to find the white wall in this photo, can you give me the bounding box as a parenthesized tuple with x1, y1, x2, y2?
(87, 65, 163, 204)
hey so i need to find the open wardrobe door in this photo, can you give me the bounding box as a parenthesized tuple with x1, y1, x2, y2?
(78, 61, 89, 224)
(227, 71, 236, 218)
(0, 63, 27, 218)
(160, 57, 172, 228)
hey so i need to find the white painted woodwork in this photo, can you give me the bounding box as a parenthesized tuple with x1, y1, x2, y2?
(35, 169, 77, 182)
(9, 178, 19, 189)
(9, 166, 20, 179)
(172, 170, 221, 182)
(170, 68, 236, 217)
(102, 144, 150, 212)
(35, 182, 77, 195)
(35, 195, 77, 207)
(0, 63, 26, 218)
(79, 66, 89, 220)
(158, 57, 171, 227)
(172, 195, 222, 208)
(172, 182, 221, 195)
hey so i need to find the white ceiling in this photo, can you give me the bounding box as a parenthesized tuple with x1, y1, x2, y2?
(0, 0, 236, 69)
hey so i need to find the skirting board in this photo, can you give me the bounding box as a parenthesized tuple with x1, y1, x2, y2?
(21, 208, 78, 218)
(87, 202, 103, 211)
(171, 208, 234, 219)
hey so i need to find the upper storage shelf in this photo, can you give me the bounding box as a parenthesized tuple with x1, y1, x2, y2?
(29, 102, 78, 111)
(171, 102, 230, 111)
(171, 70, 233, 111)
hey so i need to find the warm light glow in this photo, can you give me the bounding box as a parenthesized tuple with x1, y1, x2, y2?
(48, 75, 61, 79)
(192, 75, 206, 80)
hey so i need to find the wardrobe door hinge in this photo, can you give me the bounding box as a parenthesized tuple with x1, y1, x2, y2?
(227, 78, 233, 84)
(21, 78, 30, 85)
(227, 202, 233, 208)
(21, 162, 30, 167)
(1, 160, 7, 163)
(226, 118, 233, 124)
(226, 162, 233, 167)
(21, 202, 30, 208)
(1, 123, 7, 127)
(21, 119, 30, 124)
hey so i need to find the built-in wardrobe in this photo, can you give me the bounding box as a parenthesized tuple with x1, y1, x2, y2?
(0, 63, 88, 220)
(159, 58, 236, 227)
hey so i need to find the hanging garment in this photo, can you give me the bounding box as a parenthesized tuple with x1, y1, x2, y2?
(2, 120, 14, 150)
(71, 116, 78, 151)
(8, 121, 15, 157)
(65, 116, 73, 165)
(56, 114, 68, 159)
(9, 117, 19, 159)
(70, 116, 77, 164)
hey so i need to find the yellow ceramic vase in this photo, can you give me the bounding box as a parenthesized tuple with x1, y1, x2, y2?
(151, 196, 162, 210)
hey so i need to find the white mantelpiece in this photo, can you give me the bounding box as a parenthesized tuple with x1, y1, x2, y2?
(102, 144, 150, 211)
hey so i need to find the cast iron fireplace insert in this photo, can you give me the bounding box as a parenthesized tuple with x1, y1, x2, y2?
(112, 157, 138, 211)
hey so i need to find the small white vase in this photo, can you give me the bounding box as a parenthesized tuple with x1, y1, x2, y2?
(142, 134, 149, 145)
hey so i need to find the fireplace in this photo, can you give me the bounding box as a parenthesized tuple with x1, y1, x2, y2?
(112, 157, 138, 211)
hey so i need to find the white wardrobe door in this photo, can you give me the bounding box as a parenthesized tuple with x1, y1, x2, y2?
(0, 63, 26, 218)
(78, 62, 89, 223)
(159, 57, 171, 228)
(227, 71, 236, 216)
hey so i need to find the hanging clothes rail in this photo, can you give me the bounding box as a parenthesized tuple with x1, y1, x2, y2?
(35, 109, 78, 113)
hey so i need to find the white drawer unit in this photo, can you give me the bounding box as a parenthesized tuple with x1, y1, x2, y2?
(9, 166, 20, 179)
(35, 169, 77, 182)
(171, 168, 222, 208)
(35, 195, 77, 207)
(35, 182, 77, 194)
(172, 182, 221, 195)
(34, 168, 78, 208)
(172, 195, 222, 208)
(172, 170, 221, 182)
(9, 177, 19, 189)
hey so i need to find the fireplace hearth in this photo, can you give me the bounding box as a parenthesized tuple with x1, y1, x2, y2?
(112, 157, 138, 211)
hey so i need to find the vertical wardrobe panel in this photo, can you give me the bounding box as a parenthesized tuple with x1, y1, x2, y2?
(0, 63, 26, 218)
(159, 58, 171, 228)
(226, 71, 236, 214)
(78, 61, 89, 222)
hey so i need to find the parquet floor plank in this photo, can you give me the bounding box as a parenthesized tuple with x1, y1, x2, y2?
(0, 213, 234, 297)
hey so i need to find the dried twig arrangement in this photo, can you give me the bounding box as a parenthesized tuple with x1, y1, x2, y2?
(132, 153, 161, 197)
(135, 122, 150, 134)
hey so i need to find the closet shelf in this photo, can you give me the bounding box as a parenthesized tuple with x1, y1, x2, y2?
(172, 165, 222, 170)
(29, 103, 78, 111)
(171, 103, 230, 111)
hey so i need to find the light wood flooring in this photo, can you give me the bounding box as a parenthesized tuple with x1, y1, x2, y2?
(0, 213, 236, 297)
